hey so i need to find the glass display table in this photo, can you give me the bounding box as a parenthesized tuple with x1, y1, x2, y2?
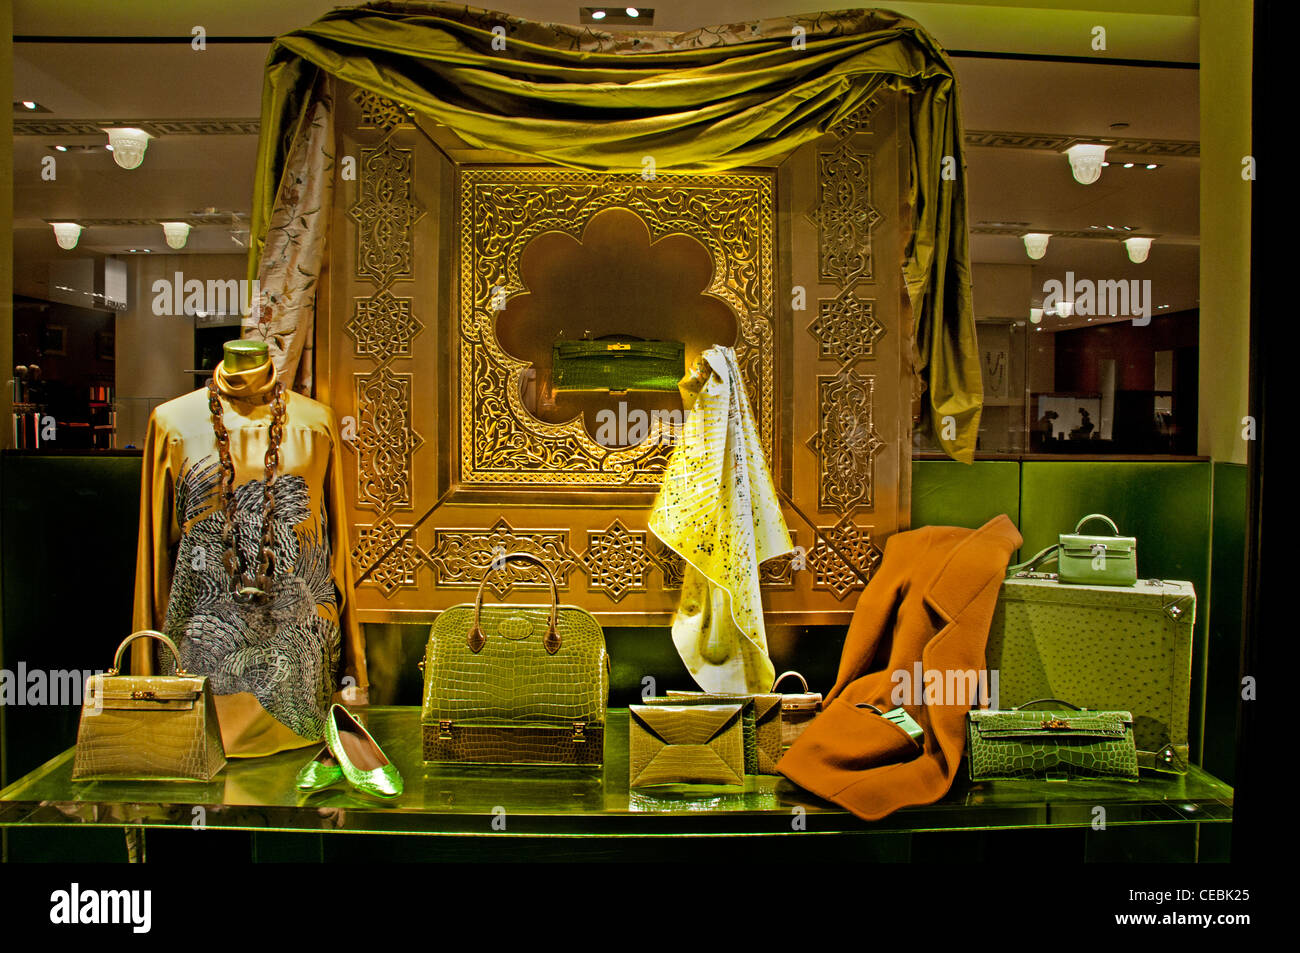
(0, 707, 1232, 839)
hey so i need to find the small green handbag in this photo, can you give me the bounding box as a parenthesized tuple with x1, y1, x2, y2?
(967, 699, 1139, 782)
(1007, 513, 1137, 586)
(551, 334, 685, 392)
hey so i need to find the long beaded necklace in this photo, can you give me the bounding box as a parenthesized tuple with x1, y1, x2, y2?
(206, 377, 286, 604)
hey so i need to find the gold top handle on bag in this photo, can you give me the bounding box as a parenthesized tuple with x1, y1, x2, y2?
(108, 629, 190, 676)
(771, 671, 810, 693)
(468, 552, 561, 656)
(1074, 513, 1121, 536)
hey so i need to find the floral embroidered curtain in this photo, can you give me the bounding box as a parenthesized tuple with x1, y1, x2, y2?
(248, 2, 982, 462)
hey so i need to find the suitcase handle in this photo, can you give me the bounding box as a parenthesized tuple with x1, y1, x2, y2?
(468, 553, 561, 656)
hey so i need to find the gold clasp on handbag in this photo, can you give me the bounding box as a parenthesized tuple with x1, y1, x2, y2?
(131, 690, 157, 700)
(438, 720, 453, 741)
(1041, 717, 1070, 730)
(572, 722, 587, 744)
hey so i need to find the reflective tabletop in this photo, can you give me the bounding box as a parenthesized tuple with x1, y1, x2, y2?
(0, 708, 1233, 836)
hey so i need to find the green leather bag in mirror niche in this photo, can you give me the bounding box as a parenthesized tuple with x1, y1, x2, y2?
(551, 334, 685, 392)
(967, 699, 1139, 782)
(421, 553, 608, 765)
(1007, 513, 1137, 586)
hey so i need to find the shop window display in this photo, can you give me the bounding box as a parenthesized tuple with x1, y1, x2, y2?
(0, 1, 1263, 887)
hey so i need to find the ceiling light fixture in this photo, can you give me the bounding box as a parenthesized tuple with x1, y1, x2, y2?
(1022, 233, 1051, 260)
(22, 101, 37, 110)
(626, 6, 639, 15)
(1055, 300, 1075, 319)
(103, 127, 151, 170)
(51, 222, 83, 250)
(1030, 308, 1044, 324)
(591, 8, 605, 17)
(161, 221, 191, 250)
(1123, 236, 1153, 263)
(1065, 143, 1108, 185)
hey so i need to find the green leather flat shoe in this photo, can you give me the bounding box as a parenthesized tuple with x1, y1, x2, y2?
(295, 746, 343, 792)
(324, 704, 403, 799)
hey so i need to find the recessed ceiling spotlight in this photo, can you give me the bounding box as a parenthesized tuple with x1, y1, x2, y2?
(54, 145, 67, 152)
(1146, 163, 1159, 170)
(15, 100, 51, 112)
(1123, 162, 1135, 169)
(127, 248, 153, 253)
(581, 7, 653, 24)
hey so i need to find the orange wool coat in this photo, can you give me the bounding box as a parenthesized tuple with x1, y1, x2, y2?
(777, 515, 1022, 820)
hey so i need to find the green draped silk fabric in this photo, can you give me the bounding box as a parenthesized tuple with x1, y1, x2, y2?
(250, 2, 981, 461)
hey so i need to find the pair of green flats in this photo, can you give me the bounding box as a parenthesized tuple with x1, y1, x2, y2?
(295, 704, 403, 799)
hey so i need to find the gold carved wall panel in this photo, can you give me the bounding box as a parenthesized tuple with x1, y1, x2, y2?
(324, 80, 911, 624)
(457, 168, 776, 488)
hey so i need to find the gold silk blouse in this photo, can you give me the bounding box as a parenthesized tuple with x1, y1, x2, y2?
(132, 361, 365, 756)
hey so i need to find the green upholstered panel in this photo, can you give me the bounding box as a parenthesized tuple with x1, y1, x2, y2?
(1019, 461, 1212, 763)
(1018, 462, 1211, 583)
(1205, 462, 1248, 783)
(1, 453, 142, 854)
(911, 460, 1021, 530)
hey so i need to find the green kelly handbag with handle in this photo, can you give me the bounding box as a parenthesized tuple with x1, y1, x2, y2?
(551, 334, 685, 392)
(420, 552, 609, 765)
(967, 698, 1139, 782)
(1007, 513, 1137, 587)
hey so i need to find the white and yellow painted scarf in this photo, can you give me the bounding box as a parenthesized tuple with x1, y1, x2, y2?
(649, 346, 793, 694)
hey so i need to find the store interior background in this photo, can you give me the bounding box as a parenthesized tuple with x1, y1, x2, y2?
(1, 1, 1250, 861)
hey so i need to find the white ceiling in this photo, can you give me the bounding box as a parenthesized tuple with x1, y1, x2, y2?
(11, 2, 1200, 315)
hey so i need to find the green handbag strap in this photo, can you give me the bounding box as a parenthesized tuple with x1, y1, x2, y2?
(1005, 544, 1058, 577)
(1074, 513, 1121, 536)
(468, 552, 561, 656)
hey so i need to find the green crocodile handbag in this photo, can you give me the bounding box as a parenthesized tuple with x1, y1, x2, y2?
(551, 334, 685, 392)
(967, 699, 1139, 782)
(1007, 513, 1137, 587)
(420, 552, 608, 765)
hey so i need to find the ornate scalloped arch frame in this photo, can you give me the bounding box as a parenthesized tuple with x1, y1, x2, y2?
(458, 168, 775, 488)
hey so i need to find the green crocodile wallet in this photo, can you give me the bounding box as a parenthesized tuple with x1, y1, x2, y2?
(967, 700, 1139, 782)
(628, 704, 745, 787)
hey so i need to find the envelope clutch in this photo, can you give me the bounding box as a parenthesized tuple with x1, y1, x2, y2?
(663, 691, 782, 774)
(628, 704, 745, 787)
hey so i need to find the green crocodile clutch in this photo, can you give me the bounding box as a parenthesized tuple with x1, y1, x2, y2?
(551, 335, 685, 392)
(629, 703, 746, 787)
(967, 699, 1139, 782)
(661, 691, 784, 775)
